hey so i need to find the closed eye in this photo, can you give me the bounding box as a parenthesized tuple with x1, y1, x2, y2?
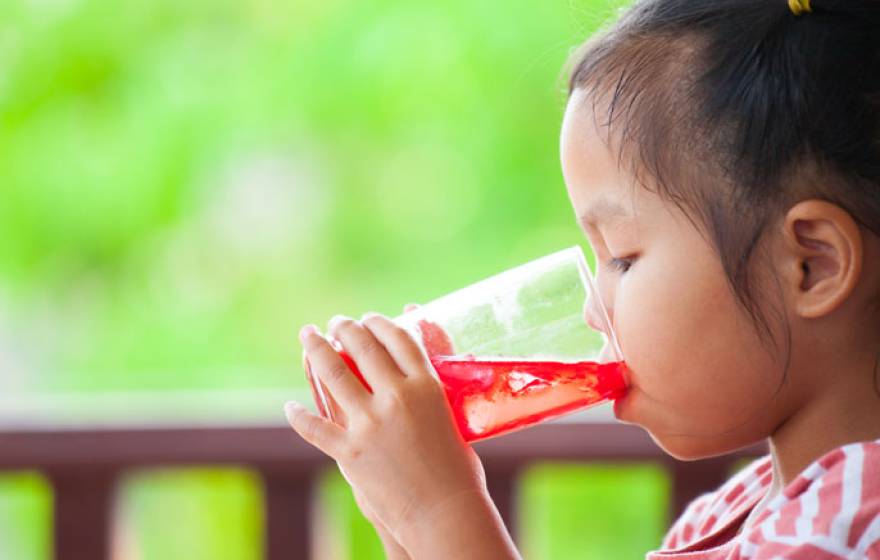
(605, 256, 635, 274)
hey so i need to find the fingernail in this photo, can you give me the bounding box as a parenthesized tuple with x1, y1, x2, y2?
(299, 325, 319, 343)
(328, 314, 351, 329)
(361, 311, 380, 321)
(284, 401, 305, 419)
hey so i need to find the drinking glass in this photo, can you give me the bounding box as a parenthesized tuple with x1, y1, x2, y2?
(304, 246, 628, 442)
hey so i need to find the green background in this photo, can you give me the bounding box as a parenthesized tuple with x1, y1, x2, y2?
(0, 0, 685, 557)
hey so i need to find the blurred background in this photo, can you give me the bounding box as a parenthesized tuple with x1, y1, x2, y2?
(0, 0, 676, 558)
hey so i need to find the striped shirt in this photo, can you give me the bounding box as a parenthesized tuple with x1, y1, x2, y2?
(648, 439, 880, 559)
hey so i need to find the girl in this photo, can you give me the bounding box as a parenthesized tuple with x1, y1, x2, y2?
(286, 0, 880, 557)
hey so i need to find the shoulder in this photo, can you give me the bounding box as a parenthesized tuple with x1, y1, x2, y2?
(661, 455, 773, 550)
(741, 439, 880, 559)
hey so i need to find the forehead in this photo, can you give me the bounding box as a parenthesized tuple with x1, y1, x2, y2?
(560, 90, 635, 225)
(559, 89, 687, 236)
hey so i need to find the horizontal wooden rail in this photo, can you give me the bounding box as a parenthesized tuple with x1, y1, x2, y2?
(0, 422, 767, 559)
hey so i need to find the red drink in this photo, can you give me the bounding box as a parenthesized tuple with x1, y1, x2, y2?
(432, 355, 627, 441)
(310, 348, 628, 443)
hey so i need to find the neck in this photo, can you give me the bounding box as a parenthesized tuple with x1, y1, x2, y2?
(767, 349, 880, 491)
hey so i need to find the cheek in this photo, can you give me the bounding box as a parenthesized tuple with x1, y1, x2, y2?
(612, 247, 782, 438)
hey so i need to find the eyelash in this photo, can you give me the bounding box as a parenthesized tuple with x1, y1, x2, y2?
(605, 256, 635, 274)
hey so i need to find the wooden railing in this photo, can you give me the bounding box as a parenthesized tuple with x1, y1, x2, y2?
(0, 422, 766, 560)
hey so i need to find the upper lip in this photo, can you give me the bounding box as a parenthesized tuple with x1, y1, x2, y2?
(586, 316, 606, 333)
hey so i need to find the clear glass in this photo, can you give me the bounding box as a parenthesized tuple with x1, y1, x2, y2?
(304, 246, 628, 441)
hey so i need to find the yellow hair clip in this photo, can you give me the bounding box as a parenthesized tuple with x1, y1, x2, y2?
(788, 0, 812, 16)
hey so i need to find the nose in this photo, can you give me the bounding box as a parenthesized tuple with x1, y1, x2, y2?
(583, 295, 610, 334)
(583, 296, 624, 364)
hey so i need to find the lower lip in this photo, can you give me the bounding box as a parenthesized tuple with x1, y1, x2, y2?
(613, 390, 631, 419)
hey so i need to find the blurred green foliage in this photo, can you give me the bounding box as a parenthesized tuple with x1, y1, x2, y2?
(0, 0, 627, 394)
(0, 472, 51, 560)
(118, 468, 263, 560)
(521, 464, 669, 559)
(0, 0, 674, 558)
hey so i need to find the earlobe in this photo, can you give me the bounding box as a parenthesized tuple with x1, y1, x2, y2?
(783, 200, 863, 319)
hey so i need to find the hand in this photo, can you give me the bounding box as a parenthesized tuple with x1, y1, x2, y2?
(347, 304, 462, 560)
(287, 313, 488, 547)
(303, 303, 454, 426)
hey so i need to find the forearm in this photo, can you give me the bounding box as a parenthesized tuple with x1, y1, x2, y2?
(397, 489, 521, 560)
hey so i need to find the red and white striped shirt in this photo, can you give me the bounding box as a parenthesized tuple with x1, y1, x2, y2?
(648, 439, 880, 559)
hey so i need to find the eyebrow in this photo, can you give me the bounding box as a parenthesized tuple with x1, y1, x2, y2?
(578, 196, 631, 229)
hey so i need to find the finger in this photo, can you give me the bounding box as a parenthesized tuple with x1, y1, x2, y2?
(300, 325, 370, 412)
(284, 401, 346, 458)
(361, 313, 434, 379)
(303, 351, 331, 420)
(303, 351, 351, 425)
(329, 315, 406, 389)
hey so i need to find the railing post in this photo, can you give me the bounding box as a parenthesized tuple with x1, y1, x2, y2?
(484, 466, 520, 543)
(261, 468, 315, 560)
(48, 468, 117, 560)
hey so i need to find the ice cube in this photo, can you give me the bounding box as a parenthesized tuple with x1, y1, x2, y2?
(507, 371, 547, 393)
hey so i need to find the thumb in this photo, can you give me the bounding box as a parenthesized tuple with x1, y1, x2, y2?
(284, 401, 346, 458)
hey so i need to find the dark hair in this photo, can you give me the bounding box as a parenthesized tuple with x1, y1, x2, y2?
(567, 0, 880, 343)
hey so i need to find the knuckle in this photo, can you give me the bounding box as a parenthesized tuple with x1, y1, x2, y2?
(358, 410, 379, 429)
(358, 337, 383, 358)
(389, 326, 414, 346)
(383, 385, 414, 413)
(340, 442, 364, 463)
(386, 385, 407, 405)
(326, 361, 351, 384)
(414, 374, 442, 395)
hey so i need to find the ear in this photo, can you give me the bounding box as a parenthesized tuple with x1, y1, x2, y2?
(780, 200, 863, 319)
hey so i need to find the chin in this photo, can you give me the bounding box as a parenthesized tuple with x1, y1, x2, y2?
(616, 391, 763, 461)
(649, 433, 723, 461)
(647, 429, 766, 461)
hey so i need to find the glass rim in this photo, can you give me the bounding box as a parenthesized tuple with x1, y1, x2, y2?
(569, 245, 624, 362)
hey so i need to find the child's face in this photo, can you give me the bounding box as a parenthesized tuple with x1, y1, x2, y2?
(561, 89, 790, 459)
